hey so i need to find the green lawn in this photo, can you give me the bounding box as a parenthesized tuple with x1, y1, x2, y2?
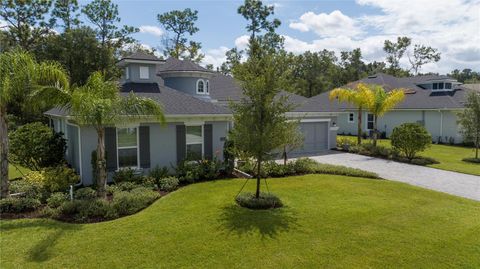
(8, 164, 31, 179)
(1, 175, 479, 268)
(339, 136, 480, 176)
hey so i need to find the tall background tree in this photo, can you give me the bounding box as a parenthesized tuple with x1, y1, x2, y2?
(0, 0, 54, 51)
(458, 91, 480, 160)
(0, 50, 69, 198)
(51, 0, 80, 31)
(157, 8, 204, 62)
(82, 0, 138, 74)
(408, 44, 441, 75)
(383, 36, 411, 76)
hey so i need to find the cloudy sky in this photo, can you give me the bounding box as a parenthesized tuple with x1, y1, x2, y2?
(3, 0, 479, 74)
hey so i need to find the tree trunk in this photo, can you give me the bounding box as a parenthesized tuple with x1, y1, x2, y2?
(96, 127, 107, 198)
(283, 146, 287, 166)
(373, 115, 378, 147)
(357, 107, 363, 145)
(0, 106, 9, 199)
(255, 157, 262, 199)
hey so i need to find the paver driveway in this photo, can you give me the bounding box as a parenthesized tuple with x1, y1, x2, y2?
(308, 152, 480, 201)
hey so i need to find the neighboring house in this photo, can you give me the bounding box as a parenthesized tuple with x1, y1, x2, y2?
(311, 73, 472, 143)
(46, 52, 339, 186)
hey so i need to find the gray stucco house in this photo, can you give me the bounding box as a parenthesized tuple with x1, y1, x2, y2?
(310, 73, 472, 143)
(45, 52, 339, 186)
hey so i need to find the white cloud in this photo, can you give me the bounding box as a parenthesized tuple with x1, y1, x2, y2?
(285, 0, 480, 73)
(289, 10, 363, 37)
(0, 19, 7, 29)
(202, 46, 230, 69)
(139, 25, 164, 37)
(235, 35, 250, 50)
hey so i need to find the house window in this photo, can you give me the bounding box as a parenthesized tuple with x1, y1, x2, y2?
(125, 67, 129, 80)
(139, 66, 149, 79)
(117, 127, 139, 169)
(445, 82, 452, 89)
(196, 79, 205, 94)
(433, 83, 438, 90)
(367, 114, 375, 130)
(438, 82, 444, 89)
(186, 125, 203, 159)
(205, 80, 209, 94)
(348, 113, 354, 123)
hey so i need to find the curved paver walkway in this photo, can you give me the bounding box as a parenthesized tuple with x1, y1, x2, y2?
(308, 152, 480, 201)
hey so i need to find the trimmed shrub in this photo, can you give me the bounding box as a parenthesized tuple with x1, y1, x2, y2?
(235, 192, 283, 210)
(391, 123, 432, 160)
(175, 159, 222, 183)
(157, 176, 179, 192)
(47, 192, 69, 208)
(0, 197, 41, 213)
(9, 122, 67, 171)
(149, 165, 170, 187)
(462, 158, 480, 164)
(75, 187, 97, 200)
(24, 166, 79, 193)
(113, 168, 143, 184)
(111, 189, 160, 216)
(9, 180, 45, 200)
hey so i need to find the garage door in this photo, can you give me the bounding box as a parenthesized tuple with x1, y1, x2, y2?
(293, 122, 329, 154)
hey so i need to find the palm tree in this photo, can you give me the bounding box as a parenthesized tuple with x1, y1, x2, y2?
(365, 85, 405, 146)
(0, 50, 69, 198)
(329, 83, 371, 144)
(37, 72, 165, 197)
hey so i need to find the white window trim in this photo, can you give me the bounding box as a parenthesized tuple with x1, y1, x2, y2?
(139, 66, 149, 79)
(185, 124, 204, 158)
(348, 113, 354, 123)
(125, 66, 130, 80)
(196, 79, 206, 95)
(205, 80, 210, 94)
(116, 127, 140, 170)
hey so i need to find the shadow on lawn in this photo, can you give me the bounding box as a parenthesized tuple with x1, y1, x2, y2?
(1, 219, 81, 263)
(218, 204, 300, 239)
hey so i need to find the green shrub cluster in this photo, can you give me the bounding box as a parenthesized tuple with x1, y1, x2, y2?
(237, 158, 380, 179)
(235, 192, 283, 210)
(0, 197, 41, 213)
(156, 177, 179, 192)
(175, 159, 222, 183)
(47, 186, 160, 222)
(47, 192, 69, 208)
(23, 166, 79, 193)
(8, 122, 67, 171)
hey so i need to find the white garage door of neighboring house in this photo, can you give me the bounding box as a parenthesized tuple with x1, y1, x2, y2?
(293, 121, 329, 154)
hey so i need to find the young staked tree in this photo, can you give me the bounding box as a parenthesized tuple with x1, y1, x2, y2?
(157, 8, 204, 63)
(35, 72, 165, 198)
(365, 85, 405, 146)
(329, 83, 371, 145)
(0, 50, 69, 198)
(458, 91, 480, 159)
(230, 0, 299, 199)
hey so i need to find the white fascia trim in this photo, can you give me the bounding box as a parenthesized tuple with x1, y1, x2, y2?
(286, 112, 342, 118)
(300, 118, 331, 123)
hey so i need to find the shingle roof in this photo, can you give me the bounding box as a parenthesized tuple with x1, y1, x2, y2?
(45, 84, 230, 117)
(123, 52, 162, 61)
(209, 73, 311, 109)
(158, 58, 211, 73)
(121, 83, 160, 93)
(310, 73, 469, 110)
